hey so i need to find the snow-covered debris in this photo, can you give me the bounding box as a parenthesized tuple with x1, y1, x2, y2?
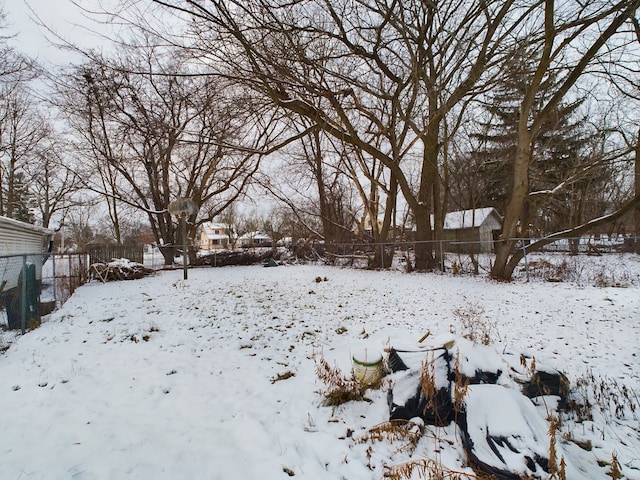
(89, 258, 155, 281)
(460, 384, 554, 479)
(386, 337, 575, 478)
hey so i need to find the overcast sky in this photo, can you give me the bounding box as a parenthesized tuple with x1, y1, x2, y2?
(6, 0, 113, 66)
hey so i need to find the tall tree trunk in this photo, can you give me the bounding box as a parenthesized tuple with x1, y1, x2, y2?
(414, 125, 440, 270)
(371, 172, 397, 268)
(311, 131, 336, 247)
(635, 126, 640, 254)
(492, 138, 532, 279)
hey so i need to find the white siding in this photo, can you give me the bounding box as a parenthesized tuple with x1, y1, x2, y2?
(0, 217, 53, 292)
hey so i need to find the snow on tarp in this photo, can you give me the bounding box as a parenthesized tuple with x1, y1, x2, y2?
(387, 336, 574, 479)
(459, 384, 551, 479)
(388, 347, 453, 425)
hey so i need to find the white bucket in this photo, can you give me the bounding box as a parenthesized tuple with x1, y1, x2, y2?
(352, 350, 384, 385)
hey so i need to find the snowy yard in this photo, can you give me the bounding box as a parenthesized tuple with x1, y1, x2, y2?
(0, 261, 639, 479)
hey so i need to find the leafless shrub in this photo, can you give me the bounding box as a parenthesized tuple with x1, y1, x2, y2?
(383, 458, 483, 479)
(451, 301, 498, 345)
(568, 370, 638, 424)
(315, 355, 369, 406)
(356, 419, 423, 456)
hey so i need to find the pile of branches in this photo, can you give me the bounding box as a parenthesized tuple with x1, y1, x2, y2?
(90, 259, 155, 282)
(194, 248, 277, 267)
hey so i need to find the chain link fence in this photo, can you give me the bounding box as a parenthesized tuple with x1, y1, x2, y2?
(302, 235, 640, 284)
(2, 235, 638, 351)
(0, 253, 90, 350)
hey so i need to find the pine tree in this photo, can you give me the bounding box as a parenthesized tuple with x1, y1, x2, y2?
(4, 171, 35, 223)
(470, 45, 609, 236)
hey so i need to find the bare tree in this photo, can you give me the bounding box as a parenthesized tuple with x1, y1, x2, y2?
(605, 16, 640, 251)
(56, 38, 287, 264)
(23, 140, 83, 229)
(60, 201, 99, 251)
(138, 0, 523, 270)
(491, 0, 640, 279)
(0, 6, 35, 87)
(0, 5, 82, 228)
(62, 0, 640, 276)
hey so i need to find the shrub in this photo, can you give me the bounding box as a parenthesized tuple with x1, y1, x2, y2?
(451, 301, 498, 345)
(315, 355, 373, 406)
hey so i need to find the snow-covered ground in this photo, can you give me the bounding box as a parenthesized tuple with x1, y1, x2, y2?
(0, 260, 638, 479)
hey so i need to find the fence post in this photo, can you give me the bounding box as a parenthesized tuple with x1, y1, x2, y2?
(83, 254, 88, 284)
(522, 243, 529, 282)
(69, 255, 74, 296)
(21, 255, 27, 334)
(440, 240, 445, 272)
(52, 254, 57, 306)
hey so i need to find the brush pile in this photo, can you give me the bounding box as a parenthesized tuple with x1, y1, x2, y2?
(89, 259, 155, 282)
(194, 248, 277, 267)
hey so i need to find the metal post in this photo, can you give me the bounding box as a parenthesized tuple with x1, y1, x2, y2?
(21, 255, 27, 334)
(522, 243, 529, 282)
(182, 215, 188, 280)
(168, 198, 198, 279)
(52, 253, 57, 306)
(69, 255, 73, 297)
(440, 240, 445, 272)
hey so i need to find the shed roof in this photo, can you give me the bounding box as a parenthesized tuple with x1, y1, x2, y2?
(435, 207, 502, 230)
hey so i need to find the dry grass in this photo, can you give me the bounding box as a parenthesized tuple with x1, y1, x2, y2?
(452, 349, 470, 421)
(548, 415, 567, 480)
(420, 352, 437, 405)
(383, 458, 485, 480)
(356, 419, 424, 456)
(608, 452, 622, 480)
(315, 355, 371, 406)
(451, 301, 498, 345)
(566, 370, 639, 424)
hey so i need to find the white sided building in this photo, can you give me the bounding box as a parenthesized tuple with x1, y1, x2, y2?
(198, 222, 231, 251)
(0, 216, 53, 293)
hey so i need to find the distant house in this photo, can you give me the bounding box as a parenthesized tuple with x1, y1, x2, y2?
(198, 223, 231, 251)
(437, 207, 502, 253)
(238, 231, 273, 248)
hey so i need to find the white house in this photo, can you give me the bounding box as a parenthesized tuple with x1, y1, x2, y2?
(238, 231, 273, 248)
(198, 222, 231, 251)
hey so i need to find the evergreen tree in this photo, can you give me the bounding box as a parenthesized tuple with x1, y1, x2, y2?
(470, 46, 609, 236)
(4, 171, 35, 223)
